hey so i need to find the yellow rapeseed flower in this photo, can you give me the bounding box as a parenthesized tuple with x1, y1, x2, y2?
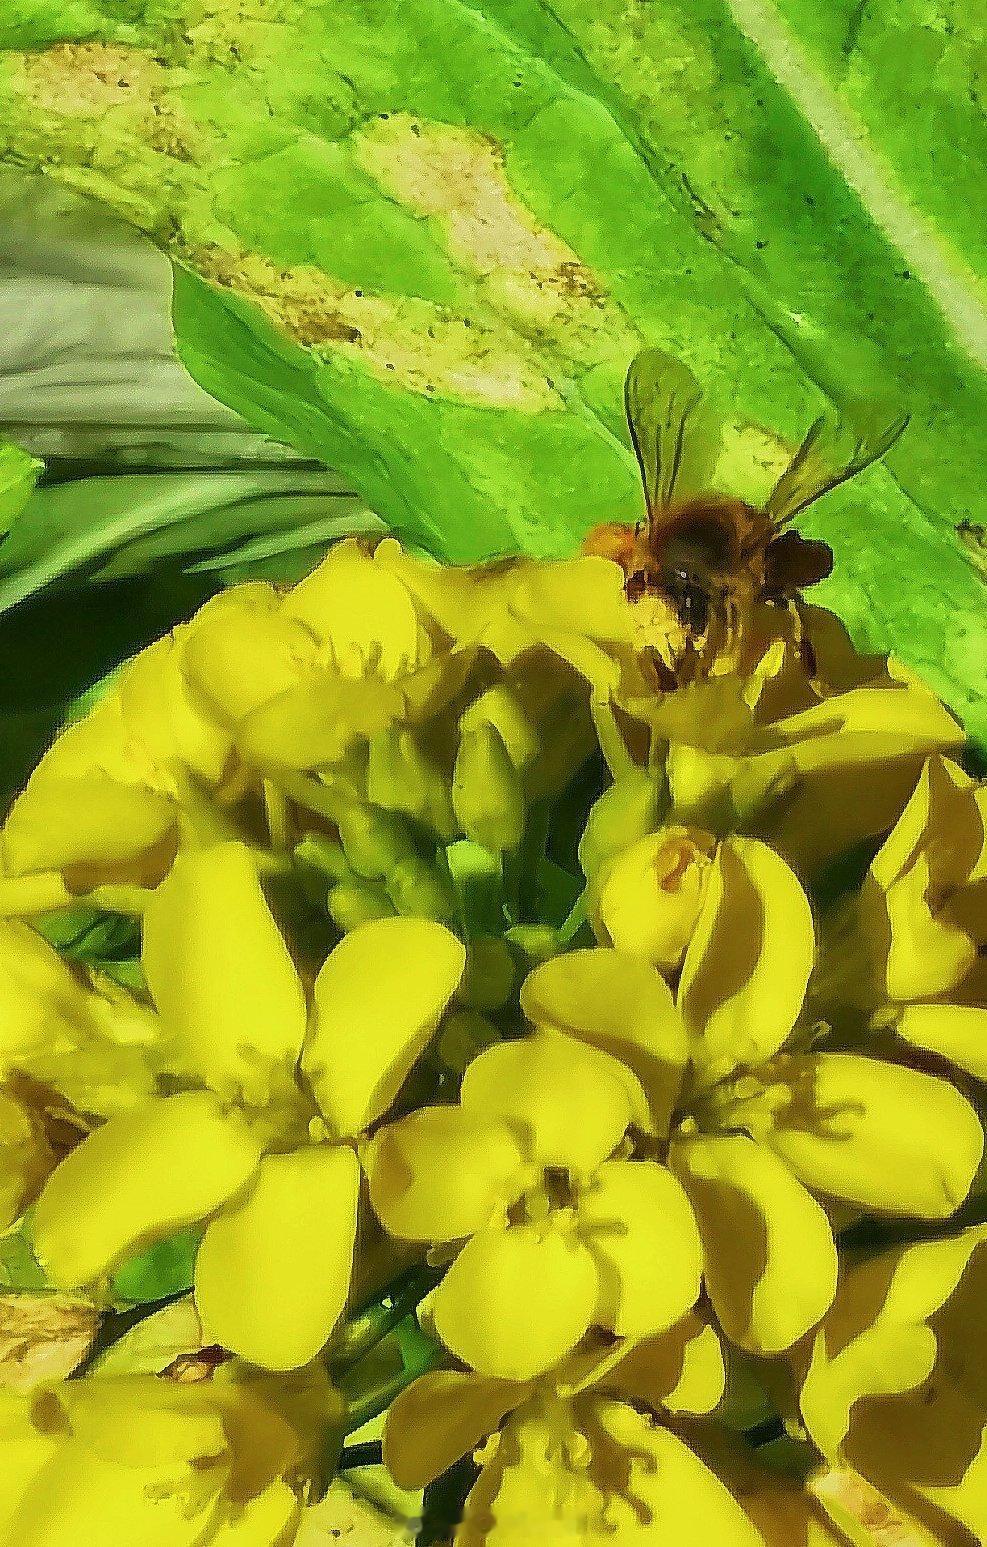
(365, 1029, 701, 1380)
(820, 754, 987, 1079)
(524, 835, 983, 1355)
(2, 622, 230, 890)
(796, 1225, 987, 1541)
(0, 1359, 340, 1545)
(29, 841, 465, 1370)
(382, 1315, 773, 1545)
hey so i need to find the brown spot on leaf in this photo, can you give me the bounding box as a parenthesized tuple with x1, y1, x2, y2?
(185, 241, 556, 409)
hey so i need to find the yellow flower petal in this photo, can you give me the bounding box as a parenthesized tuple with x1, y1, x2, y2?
(742, 1479, 849, 1545)
(800, 1229, 985, 1458)
(196, 1145, 360, 1370)
(672, 1133, 837, 1354)
(3, 773, 176, 877)
(63, 1376, 227, 1466)
(755, 675, 965, 877)
(0, 1089, 53, 1232)
(810, 1465, 948, 1547)
(384, 1370, 526, 1490)
(33, 1092, 261, 1288)
(236, 674, 404, 771)
(884, 856, 977, 1001)
(118, 635, 230, 784)
(595, 828, 715, 972)
(182, 585, 318, 724)
(766, 1053, 983, 1220)
(460, 1030, 640, 1173)
(431, 1225, 597, 1381)
(142, 842, 307, 1107)
(607, 1314, 725, 1415)
(678, 836, 814, 1084)
(872, 755, 983, 893)
(8, 1439, 209, 1547)
(841, 1359, 987, 1539)
(285, 539, 426, 678)
(364, 1107, 526, 1241)
(210, 1481, 302, 1546)
(896, 1003, 987, 1080)
(0, 918, 97, 1061)
(577, 1160, 702, 1339)
(0, 1392, 59, 1539)
(520, 949, 686, 1133)
(591, 1402, 765, 1547)
(303, 917, 465, 1137)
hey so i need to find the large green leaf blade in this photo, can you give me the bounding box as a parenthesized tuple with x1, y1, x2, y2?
(0, 0, 983, 735)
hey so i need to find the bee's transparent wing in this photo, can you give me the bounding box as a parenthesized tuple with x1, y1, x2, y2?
(624, 348, 720, 516)
(765, 400, 908, 525)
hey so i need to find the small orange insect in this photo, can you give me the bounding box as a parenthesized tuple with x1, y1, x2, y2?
(585, 349, 907, 680)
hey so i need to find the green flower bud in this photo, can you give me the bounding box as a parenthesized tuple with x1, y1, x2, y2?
(436, 1009, 501, 1074)
(505, 923, 561, 968)
(327, 878, 396, 932)
(665, 745, 737, 828)
(460, 684, 539, 770)
(457, 935, 516, 1011)
(386, 853, 457, 923)
(294, 834, 351, 882)
(452, 724, 525, 853)
(579, 769, 663, 879)
(336, 802, 417, 880)
(524, 694, 597, 802)
(367, 726, 456, 838)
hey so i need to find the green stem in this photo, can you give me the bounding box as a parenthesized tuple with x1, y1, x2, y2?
(517, 800, 550, 923)
(329, 1267, 437, 1370)
(341, 1316, 444, 1436)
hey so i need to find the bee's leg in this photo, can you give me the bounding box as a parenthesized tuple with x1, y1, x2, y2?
(718, 590, 740, 670)
(788, 597, 824, 696)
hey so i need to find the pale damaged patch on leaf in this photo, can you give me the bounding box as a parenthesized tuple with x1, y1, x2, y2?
(188, 242, 559, 411)
(14, 42, 200, 164)
(712, 417, 791, 504)
(355, 114, 638, 356)
(0, 1292, 97, 1392)
(18, 43, 168, 118)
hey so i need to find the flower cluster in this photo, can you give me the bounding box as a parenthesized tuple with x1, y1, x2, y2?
(0, 535, 983, 1544)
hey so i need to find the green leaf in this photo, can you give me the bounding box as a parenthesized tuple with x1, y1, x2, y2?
(0, 1215, 47, 1292)
(0, 439, 41, 537)
(0, 166, 305, 471)
(1, 2, 984, 736)
(109, 1227, 201, 1307)
(0, 467, 382, 610)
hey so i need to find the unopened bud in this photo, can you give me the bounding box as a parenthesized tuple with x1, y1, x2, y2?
(594, 827, 715, 970)
(386, 853, 457, 923)
(327, 878, 396, 932)
(460, 685, 539, 770)
(367, 726, 456, 838)
(665, 745, 737, 828)
(452, 724, 525, 853)
(457, 935, 516, 1011)
(505, 923, 561, 968)
(336, 803, 416, 880)
(437, 1009, 501, 1074)
(579, 770, 662, 880)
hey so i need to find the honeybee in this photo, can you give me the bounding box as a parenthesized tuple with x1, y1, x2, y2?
(585, 349, 908, 682)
